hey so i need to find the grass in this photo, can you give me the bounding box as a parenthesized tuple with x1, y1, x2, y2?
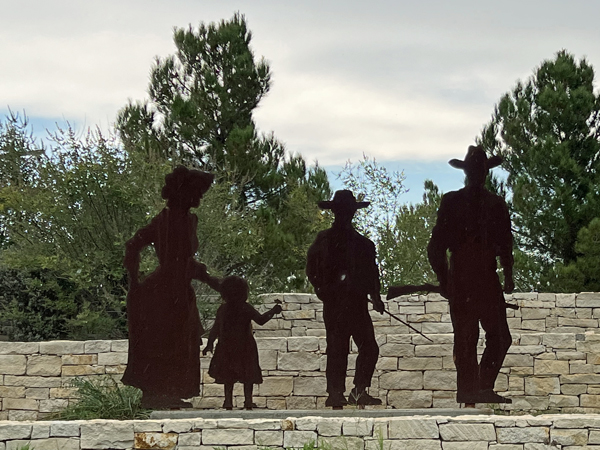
(49, 376, 151, 420)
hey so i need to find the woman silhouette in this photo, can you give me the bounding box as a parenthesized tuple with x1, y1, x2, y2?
(122, 166, 214, 409)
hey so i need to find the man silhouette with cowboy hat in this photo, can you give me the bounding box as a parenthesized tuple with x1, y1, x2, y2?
(428, 145, 514, 405)
(306, 190, 385, 408)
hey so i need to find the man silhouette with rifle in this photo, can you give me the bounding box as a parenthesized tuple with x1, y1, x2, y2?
(428, 145, 514, 405)
(306, 190, 384, 408)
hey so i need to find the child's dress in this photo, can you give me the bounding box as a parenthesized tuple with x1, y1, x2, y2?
(207, 301, 264, 385)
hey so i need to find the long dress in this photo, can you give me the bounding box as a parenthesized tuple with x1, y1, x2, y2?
(207, 301, 263, 385)
(122, 207, 204, 400)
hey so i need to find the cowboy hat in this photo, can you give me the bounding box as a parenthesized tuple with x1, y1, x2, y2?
(449, 145, 502, 171)
(318, 190, 370, 212)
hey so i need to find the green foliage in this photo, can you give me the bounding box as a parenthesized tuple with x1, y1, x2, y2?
(479, 50, 600, 291)
(50, 376, 150, 420)
(339, 156, 439, 290)
(117, 13, 331, 291)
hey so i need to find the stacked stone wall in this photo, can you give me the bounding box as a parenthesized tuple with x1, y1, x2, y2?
(3, 414, 600, 449)
(1, 292, 600, 420)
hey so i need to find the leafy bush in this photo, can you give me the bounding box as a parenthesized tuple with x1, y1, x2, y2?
(50, 376, 150, 420)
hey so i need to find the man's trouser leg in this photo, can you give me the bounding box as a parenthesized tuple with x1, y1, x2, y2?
(450, 301, 480, 400)
(352, 309, 379, 390)
(324, 307, 350, 394)
(479, 300, 512, 391)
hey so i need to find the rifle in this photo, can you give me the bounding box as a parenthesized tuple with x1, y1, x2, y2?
(386, 283, 519, 310)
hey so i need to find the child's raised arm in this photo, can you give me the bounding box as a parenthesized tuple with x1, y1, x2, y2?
(251, 300, 283, 326)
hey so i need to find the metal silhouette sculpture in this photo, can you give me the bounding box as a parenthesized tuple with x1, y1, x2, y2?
(427, 145, 514, 405)
(122, 166, 214, 409)
(306, 190, 384, 409)
(202, 275, 282, 410)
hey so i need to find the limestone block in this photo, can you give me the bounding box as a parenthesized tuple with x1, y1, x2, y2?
(570, 362, 595, 373)
(556, 351, 586, 360)
(255, 319, 290, 331)
(287, 337, 320, 352)
(266, 398, 287, 409)
(439, 423, 495, 441)
(376, 357, 398, 370)
(80, 422, 134, 449)
(50, 421, 81, 437)
(284, 293, 313, 304)
(561, 373, 600, 384)
(0, 386, 26, 398)
(399, 305, 425, 314)
(388, 418, 438, 439)
(576, 292, 600, 307)
(257, 349, 278, 370)
(202, 428, 254, 445)
(8, 410, 38, 421)
(26, 355, 62, 376)
(105, 364, 126, 374)
(0, 355, 26, 375)
(245, 419, 282, 431)
(284, 430, 317, 448)
(379, 344, 414, 357)
(25, 387, 49, 400)
(503, 354, 533, 368)
(295, 417, 319, 431)
(442, 443, 488, 450)
(379, 371, 423, 390)
(496, 427, 549, 444)
(549, 395, 579, 408)
(388, 440, 441, 450)
(423, 371, 456, 391)
(134, 432, 178, 449)
(588, 353, 600, 364)
(0, 342, 39, 354)
(590, 430, 600, 444)
(255, 430, 283, 446)
(191, 419, 218, 430)
(39, 341, 84, 355)
(84, 340, 112, 353)
(508, 345, 545, 355)
(258, 376, 294, 396)
(4, 397, 38, 410)
(561, 384, 586, 395)
(554, 307, 578, 318)
(343, 419, 373, 436)
(39, 399, 69, 413)
(306, 329, 327, 337)
(178, 432, 202, 446)
(322, 436, 364, 450)
(554, 416, 600, 428)
(521, 320, 546, 332)
(524, 377, 560, 395)
(0, 423, 32, 440)
(32, 423, 50, 439)
(282, 310, 316, 320)
(533, 359, 569, 375)
(278, 352, 320, 371)
(111, 340, 129, 352)
(97, 352, 128, 366)
(421, 323, 454, 334)
(581, 394, 600, 408)
(62, 354, 97, 365)
(542, 334, 575, 349)
(397, 357, 442, 371)
(415, 344, 453, 357)
(257, 337, 288, 351)
(521, 308, 550, 320)
(61, 365, 105, 376)
(425, 302, 448, 314)
(8, 438, 79, 450)
(294, 376, 327, 396)
(556, 293, 576, 307)
(387, 390, 432, 408)
(286, 396, 316, 409)
(387, 335, 413, 344)
(317, 419, 343, 436)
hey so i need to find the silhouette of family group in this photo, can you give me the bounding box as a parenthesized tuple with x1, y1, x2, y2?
(122, 145, 515, 410)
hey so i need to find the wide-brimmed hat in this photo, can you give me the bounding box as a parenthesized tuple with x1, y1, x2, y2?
(318, 190, 369, 212)
(161, 166, 214, 200)
(449, 145, 502, 171)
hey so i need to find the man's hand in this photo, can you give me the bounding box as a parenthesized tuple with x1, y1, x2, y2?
(202, 342, 214, 356)
(371, 295, 385, 314)
(504, 277, 515, 294)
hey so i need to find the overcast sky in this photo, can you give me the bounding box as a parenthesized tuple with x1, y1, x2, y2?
(2, 1, 599, 202)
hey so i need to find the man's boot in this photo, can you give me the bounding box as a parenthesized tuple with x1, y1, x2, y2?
(348, 387, 382, 406)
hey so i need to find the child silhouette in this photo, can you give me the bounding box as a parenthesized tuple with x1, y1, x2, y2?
(202, 275, 282, 410)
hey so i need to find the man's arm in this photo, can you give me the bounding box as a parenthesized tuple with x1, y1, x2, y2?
(427, 194, 451, 298)
(496, 199, 514, 294)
